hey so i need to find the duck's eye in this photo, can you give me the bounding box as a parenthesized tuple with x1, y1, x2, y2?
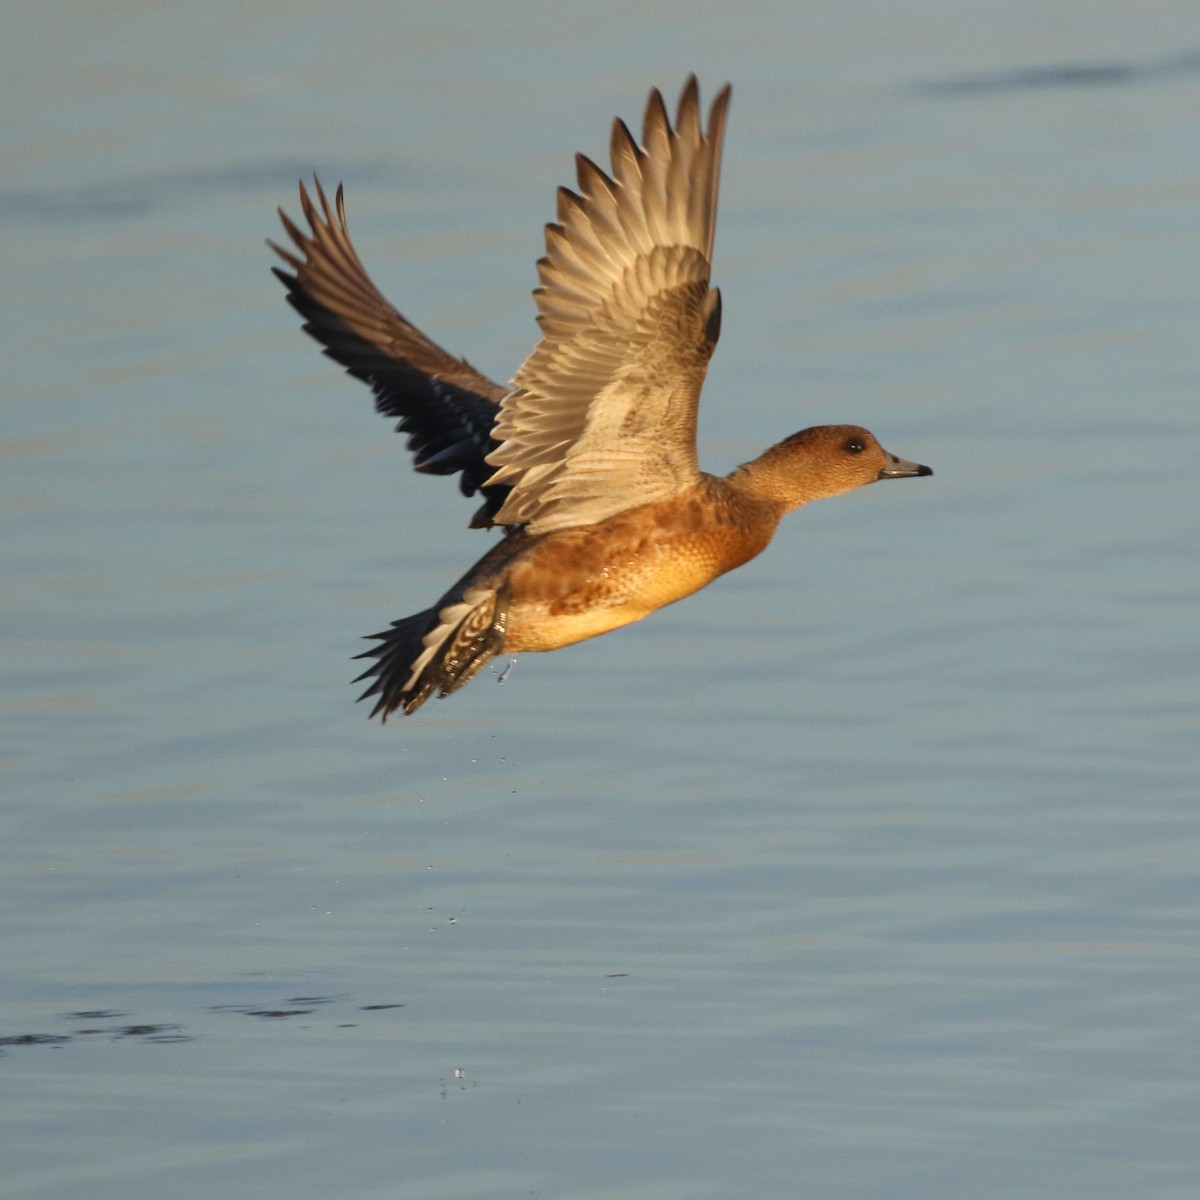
(845, 438, 865, 455)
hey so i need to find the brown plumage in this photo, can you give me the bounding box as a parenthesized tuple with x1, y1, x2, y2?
(271, 77, 931, 719)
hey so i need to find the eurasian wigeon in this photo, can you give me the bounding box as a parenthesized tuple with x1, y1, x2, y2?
(272, 77, 931, 719)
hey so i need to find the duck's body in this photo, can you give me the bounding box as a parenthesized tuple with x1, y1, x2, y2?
(272, 79, 931, 719)
(508, 478, 777, 645)
(459, 479, 778, 653)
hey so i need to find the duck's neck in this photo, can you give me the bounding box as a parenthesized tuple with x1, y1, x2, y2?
(723, 440, 818, 515)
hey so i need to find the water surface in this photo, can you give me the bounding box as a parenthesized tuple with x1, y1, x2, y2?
(4, 2, 1199, 1197)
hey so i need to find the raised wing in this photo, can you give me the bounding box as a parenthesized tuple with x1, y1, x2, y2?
(485, 77, 732, 534)
(271, 180, 509, 525)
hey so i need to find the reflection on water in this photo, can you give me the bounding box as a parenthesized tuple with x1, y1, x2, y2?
(0, 997, 410, 1055)
(0, 162, 400, 223)
(916, 47, 1200, 93)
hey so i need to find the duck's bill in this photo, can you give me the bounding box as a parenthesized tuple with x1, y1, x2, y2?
(878, 454, 933, 480)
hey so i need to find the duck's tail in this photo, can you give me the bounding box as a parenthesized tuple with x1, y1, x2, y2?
(353, 584, 511, 720)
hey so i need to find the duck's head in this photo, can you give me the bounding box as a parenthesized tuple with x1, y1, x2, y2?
(735, 424, 932, 511)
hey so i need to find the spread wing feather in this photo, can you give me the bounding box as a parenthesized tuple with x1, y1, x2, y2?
(271, 180, 509, 524)
(486, 77, 732, 534)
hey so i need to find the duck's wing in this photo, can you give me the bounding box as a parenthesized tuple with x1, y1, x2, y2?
(485, 77, 732, 535)
(271, 180, 509, 526)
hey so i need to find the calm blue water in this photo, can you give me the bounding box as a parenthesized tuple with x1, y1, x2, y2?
(4, 2, 1199, 1197)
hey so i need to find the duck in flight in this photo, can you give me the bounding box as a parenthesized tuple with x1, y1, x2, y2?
(272, 77, 931, 720)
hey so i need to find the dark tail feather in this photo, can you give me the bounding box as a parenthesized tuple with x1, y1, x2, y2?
(352, 610, 438, 720)
(353, 586, 510, 721)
